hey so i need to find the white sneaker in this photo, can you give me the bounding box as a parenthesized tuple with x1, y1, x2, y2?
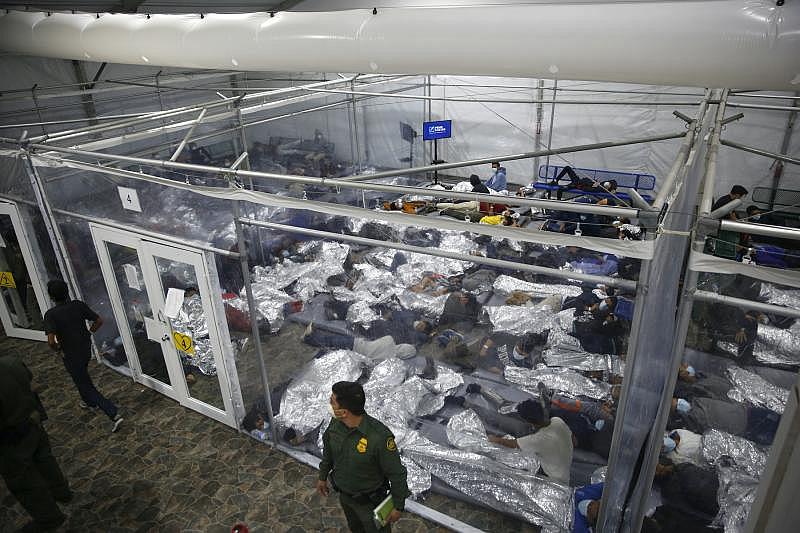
(111, 415, 124, 433)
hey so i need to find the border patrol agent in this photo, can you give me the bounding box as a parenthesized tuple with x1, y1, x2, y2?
(317, 381, 410, 532)
(0, 355, 72, 531)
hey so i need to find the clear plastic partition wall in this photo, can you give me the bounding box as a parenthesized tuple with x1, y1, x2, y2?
(234, 203, 642, 531)
(644, 270, 800, 533)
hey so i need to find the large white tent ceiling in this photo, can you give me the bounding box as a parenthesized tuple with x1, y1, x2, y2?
(1, 1, 799, 90)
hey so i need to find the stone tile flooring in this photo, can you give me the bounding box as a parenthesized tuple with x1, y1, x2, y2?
(0, 333, 538, 532)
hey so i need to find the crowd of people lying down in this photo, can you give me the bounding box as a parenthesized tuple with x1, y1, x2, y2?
(575, 272, 796, 533)
(230, 220, 795, 531)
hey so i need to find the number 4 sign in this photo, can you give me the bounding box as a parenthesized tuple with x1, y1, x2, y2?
(118, 187, 142, 212)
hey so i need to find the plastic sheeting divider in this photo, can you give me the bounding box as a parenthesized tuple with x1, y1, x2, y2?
(24, 152, 656, 261)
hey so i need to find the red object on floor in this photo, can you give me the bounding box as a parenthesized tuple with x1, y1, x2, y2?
(231, 524, 249, 533)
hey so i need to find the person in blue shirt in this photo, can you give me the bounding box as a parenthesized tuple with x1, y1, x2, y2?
(485, 161, 507, 191)
(573, 482, 604, 533)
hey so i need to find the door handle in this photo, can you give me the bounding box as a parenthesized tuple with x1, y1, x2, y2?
(161, 334, 169, 342)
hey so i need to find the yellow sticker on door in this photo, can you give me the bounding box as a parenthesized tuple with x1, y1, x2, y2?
(172, 331, 195, 355)
(0, 271, 16, 289)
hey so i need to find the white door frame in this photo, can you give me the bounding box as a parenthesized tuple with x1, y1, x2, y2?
(0, 201, 50, 342)
(91, 223, 240, 428)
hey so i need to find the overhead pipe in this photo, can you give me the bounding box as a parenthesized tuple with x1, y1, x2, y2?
(694, 290, 800, 319)
(699, 217, 800, 242)
(342, 131, 686, 184)
(33, 73, 380, 144)
(720, 139, 800, 167)
(1, 3, 799, 90)
(56, 76, 412, 152)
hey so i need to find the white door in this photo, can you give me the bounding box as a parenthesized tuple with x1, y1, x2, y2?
(91, 224, 238, 428)
(0, 201, 50, 342)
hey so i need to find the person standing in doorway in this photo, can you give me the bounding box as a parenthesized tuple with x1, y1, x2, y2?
(44, 280, 123, 433)
(317, 381, 410, 532)
(0, 354, 72, 532)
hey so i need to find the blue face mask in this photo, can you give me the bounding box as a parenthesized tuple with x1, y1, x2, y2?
(599, 301, 609, 313)
(676, 398, 691, 413)
(663, 436, 677, 453)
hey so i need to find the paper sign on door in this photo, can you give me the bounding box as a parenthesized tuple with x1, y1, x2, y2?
(172, 331, 195, 355)
(0, 271, 16, 288)
(164, 288, 185, 319)
(123, 264, 141, 290)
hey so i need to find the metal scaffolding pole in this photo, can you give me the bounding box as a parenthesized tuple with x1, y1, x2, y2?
(597, 89, 715, 533)
(31, 73, 376, 144)
(20, 153, 81, 300)
(699, 90, 730, 215)
(769, 94, 799, 207)
(341, 130, 684, 184)
(533, 79, 545, 177)
(694, 290, 800, 319)
(703, 218, 800, 242)
(60, 77, 416, 154)
(231, 195, 279, 445)
(296, 86, 702, 107)
(239, 217, 638, 290)
(719, 139, 800, 167)
(17, 139, 662, 218)
(652, 90, 713, 209)
(725, 102, 800, 113)
(169, 108, 208, 161)
(545, 79, 558, 172)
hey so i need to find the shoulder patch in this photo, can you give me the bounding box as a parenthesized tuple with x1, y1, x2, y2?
(386, 437, 397, 452)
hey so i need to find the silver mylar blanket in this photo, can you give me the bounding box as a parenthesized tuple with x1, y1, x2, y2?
(446, 409, 540, 472)
(251, 241, 350, 300)
(275, 349, 366, 437)
(493, 274, 582, 299)
(505, 365, 611, 400)
(701, 429, 768, 479)
(170, 293, 216, 375)
(753, 321, 800, 367)
(713, 465, 760, 533)
(543, 345, 624, 375)
(725, 366, 788, 414)
(403, 443, 573, 531)
(758, 283, 800, 310)
(485, 305, 557, 337)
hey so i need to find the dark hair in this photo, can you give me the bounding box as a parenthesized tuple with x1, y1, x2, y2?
(332, 381, 366, 416)
(517, 399, 547, 425)
(241, 411, 260, 432)
(746, 205, 761, 216)
(470, 174, 482, 186)
(491, 161, 501, 167)
(47, 279, 69, 302)
(731, 185, 749, 197)
(519, 332, 547, 353)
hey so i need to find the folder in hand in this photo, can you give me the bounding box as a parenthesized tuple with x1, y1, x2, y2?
(373, 494, 395, 528)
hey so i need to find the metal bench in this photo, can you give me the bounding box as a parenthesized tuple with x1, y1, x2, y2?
(532, 165, 656, 202)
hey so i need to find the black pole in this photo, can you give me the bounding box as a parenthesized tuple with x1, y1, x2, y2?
(433, 139, 439, 184)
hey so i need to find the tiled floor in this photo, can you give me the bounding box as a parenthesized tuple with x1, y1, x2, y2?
(0, 333, 538, 532)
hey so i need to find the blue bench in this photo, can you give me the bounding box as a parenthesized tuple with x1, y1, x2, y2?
(531, 165, 656, 203)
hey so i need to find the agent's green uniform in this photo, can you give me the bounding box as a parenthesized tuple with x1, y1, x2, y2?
(0, 355, 71, 530)
(319, 414, 410, 533)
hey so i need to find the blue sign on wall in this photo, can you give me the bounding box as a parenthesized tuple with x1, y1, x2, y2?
(423, 120, 452, 141)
